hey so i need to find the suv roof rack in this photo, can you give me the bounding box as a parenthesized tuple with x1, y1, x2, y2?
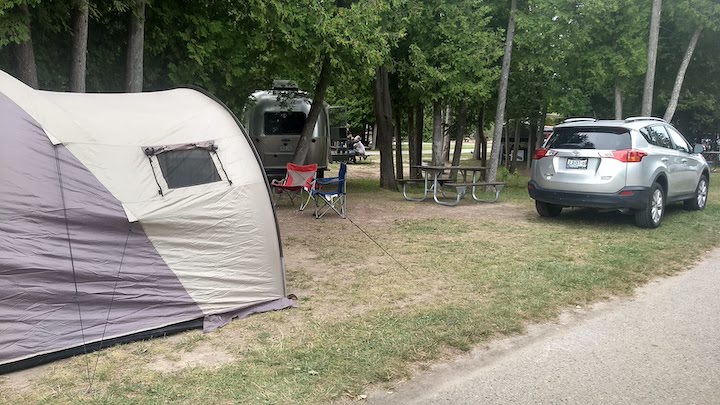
(563, 117, 596, 123)
(624, 116, 666, 123)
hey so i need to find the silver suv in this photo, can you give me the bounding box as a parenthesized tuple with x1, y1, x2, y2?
(528, 117, 710, 228)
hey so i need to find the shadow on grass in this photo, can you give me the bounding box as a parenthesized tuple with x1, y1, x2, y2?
(529, 203, 714, 229)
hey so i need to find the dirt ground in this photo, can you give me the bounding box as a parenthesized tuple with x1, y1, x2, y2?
(272, 159, 530, 319)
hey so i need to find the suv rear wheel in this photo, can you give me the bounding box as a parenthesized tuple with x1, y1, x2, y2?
(683, 175, 708, 211)
(536, 200, 563, 217)
(635, 182, 664, 228)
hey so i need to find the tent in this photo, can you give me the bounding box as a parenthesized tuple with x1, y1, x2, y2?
(0, 70, 292, 373)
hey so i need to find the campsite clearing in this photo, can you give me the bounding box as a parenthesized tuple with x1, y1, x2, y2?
(2, 158, 719, 404)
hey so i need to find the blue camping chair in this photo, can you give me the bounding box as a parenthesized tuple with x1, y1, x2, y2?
(311, 163, 347, 219)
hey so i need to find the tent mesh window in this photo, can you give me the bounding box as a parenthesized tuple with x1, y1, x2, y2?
(156, 149, 221, 189)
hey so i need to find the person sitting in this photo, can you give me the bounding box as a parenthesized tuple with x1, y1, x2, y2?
(348, 134, 366, 163)
(346, 133, 357, 160)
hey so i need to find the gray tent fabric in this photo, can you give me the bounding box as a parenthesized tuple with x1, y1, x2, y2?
(0, 93, 198, 367)
(0, 69, 291, 372)
(203, 297, 296, 332)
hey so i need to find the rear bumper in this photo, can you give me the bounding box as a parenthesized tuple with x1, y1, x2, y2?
(527, 181, 651, 209)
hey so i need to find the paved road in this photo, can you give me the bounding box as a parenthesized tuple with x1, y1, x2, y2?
(369, 248, 720, 404)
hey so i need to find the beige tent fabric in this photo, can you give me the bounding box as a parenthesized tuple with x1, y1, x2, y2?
(0, 71, 285, 314)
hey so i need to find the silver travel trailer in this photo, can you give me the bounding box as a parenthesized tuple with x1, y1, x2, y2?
(245, 80, 330, 178)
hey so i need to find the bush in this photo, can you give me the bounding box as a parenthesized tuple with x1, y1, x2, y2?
(496, 166, 526, 188)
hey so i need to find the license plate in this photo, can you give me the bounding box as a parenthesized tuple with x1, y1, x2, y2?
(566, 158, 588, 169)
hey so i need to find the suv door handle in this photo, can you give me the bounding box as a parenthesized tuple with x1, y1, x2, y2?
(661, 158, 669, 162)
(681, 158, 688, 163)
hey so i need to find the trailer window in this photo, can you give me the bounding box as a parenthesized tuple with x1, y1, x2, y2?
(156, 149, 221, 189)
(264, 111, 306, 135)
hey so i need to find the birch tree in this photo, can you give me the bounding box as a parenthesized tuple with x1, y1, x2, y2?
(663, 28, 701, 122)
(641, 0, 662, 116)
(662, 0, 720, 122)
(487, 0, 517, 184)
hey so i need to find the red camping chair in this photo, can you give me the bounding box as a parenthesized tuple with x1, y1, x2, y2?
(270, 163, 318, 210)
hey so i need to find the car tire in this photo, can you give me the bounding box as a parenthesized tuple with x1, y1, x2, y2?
(683, 175, 708, 211)
(635, 182, 664, 228)
(536, 200, 562, 217)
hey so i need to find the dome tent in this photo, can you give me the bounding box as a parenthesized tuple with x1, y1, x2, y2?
(0, 70, 292, 373)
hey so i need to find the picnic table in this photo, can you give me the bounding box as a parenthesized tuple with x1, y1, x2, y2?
(330, 145, 367, 164)
(398, 165, 505, 206)
(702, 151, 720, 171)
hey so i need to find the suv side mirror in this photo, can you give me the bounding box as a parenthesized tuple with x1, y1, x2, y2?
(693, 144, 705, 154)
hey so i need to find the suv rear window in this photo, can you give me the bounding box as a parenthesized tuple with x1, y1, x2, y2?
(546, 127, 631, 150)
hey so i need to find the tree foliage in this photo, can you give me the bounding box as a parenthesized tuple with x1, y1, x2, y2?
(1, 0, 719, 157)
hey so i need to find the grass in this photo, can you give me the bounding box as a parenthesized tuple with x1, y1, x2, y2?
(2, 162, 719, 404)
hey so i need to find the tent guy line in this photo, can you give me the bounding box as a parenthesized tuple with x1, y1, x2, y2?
(87, 226, 132, 392)
(345, 215, 415, 277)
(53, 143, 92, 382)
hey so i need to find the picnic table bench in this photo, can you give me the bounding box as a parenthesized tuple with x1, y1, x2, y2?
(397, 177, 453, 202)
(442, 181, 506, 204)
(400, 165, 506, 206)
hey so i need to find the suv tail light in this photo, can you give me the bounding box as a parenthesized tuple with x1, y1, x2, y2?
(611, 149, 647, 163)
(532, 148, 557, 160)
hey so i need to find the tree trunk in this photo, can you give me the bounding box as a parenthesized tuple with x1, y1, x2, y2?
(511, 119, 520, 173)
(125, 0, 145, 92)
(408, 108, 416, 178)
(473, 108, 483, 161)
(614, 80, 623, 120)
(13, 4, 39, 89)
(641, 0, 662, 116)
(373, 66, 396, 190)
(413, 104, 424, 177)
(293, 55, 332, 164)
(69, 0, 89, 92)
(664, 27, 702, 122)
(536, 107, 548, 150)
(395, 111, 403, 180)
(487, 0, 517, 183)
(442, 105, 452, 163)
(449, 101, 467, 179)
(431, 101, 443, 166)
(477, 109, 487, 166)
(527, 121, 536, 170)
(504, 121, 510, 169)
